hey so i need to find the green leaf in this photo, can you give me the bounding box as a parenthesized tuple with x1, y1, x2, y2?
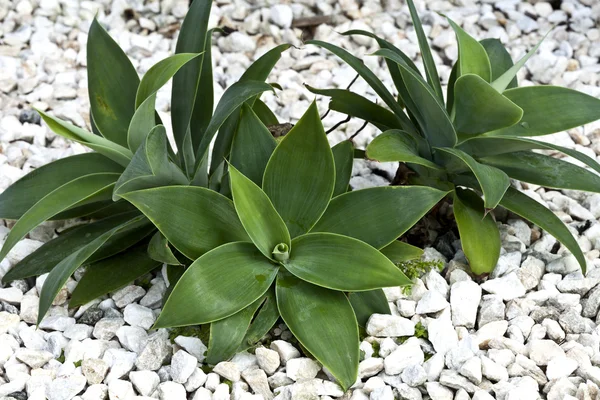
(193, 81, 275, 178)
(37, 111, 133, 167)
(500, 187, 586, 273)
(487, 86, 600, 137)
(171, 0, 212, 165)
(252, 99, 279, 126)
(127, 95, 157, 151)
(446, 63, 458, 114)
(306, 86, 404, 131)
(39, 216, 148, 323)
(306, 40, 415, 132)
(230, 104, 277, 186)
(87, 19, 139, 147)
(0, 153, 122, 220)
(276, 273, 358, 390)
(460, 136, 600, 175)
(155, 242, 278, 328)
(447, 17, 491, 81)
(207, 296, 265, 364)
(348, 290, 391, 328)
(380, 240, 424, 263)
(375, 50, 456, 148)
(332, 141, 354, 196)
(208, 44, 291, 178)
(480, 151, 600, 192)
(453, 189, 500, 275)
(436, 147, 509, 209)
(0, 173, 120, 262)
(285, 233, 411, 291)
(229, 165, 290, 260)
(2, 212, 142, 283)
(122, 186, 249, 260)
(240, 288, 279, 350)
(148, 231, 181, 265)
(491, 32, 547, 93)
(69, 244, 160, 307)
(480, 39, 517, 89)
(263, 102, 335, 237)
(312, 186, 447, 249)
(136, 53, 200, 107)
(406, 0, 444, 100)
(366, 130, 440, 169)
(453, 74, 523, 135)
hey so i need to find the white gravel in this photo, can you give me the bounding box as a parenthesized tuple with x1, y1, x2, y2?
(1, 0, 600, 399)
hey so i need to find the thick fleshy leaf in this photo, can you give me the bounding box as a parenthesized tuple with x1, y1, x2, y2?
(436, 147, 509, 210)
(446, 63, 458, 114)
(209, 44, 291, 178)
(366, 130, 440, 170)
(2, 212, 142, 283)
(488, 86, 600, 137)
(171, 0, 212, 163)
(207, 296, 265, 364)
(306, 40, 415, 132)
(0, 153, 122, 220)
(500, 187, 586, 273)
(148, 231, 181, 265)
(87, 19, 139, 147)
(460, 136, 600, 175)
(127, 95, 157, 151)
(38, 216, 148, 322)
(69, 244, 160, 307)
(263, 102, 335, 237)
(306, 86, 404, 131)
(480, 38, 517, 89)
(375, 51, 456, 148)
(276, 273, 358, 390)
(252, 99, 279, 126)
(230, 104, 277, 186)
(122, 186, 249, 260)
(312, 186, 447, 249)
(285, 233, 411, 291)
(380, 240, 424, 263)
(491, 32, 547, 93)
(229, 165, 290, 260)
(453, 74, 523, 135)
(406, 0, 444, 100)
(332, 141, 354, 196)
(0, 173, 119, 261)
(453, 189, 500, 275)
(136, 53, 200, 107)
(447, 18, 491, 81)
(193, 81, 275, 178)
(480, 151, 600, 193)
(155, 242, 278, 328)
(240, 288, 279, 351)
(348, 290, 391, 328)
(37, 111, 133, 166)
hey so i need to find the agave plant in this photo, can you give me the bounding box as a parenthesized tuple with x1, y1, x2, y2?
(121, 102, 447, 389)
(0, 0, 288, 321)
(308, 0, 600, 275)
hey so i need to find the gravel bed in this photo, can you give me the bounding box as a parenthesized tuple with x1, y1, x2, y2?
(1, 0, 600, 399)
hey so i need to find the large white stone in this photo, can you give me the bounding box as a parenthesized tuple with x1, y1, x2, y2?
(451, 280, 482, 328)
(366, 314, 415, 337)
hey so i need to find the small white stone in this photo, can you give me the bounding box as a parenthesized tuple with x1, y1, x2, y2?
(81, 384, 108, 400)
(192, 387, 213, 400)
(111, 285, 145, 308)
(546, 355, 578, 380)
(129, 370, 160, 396)
(481, 272, 526, 301)
(63, 324, 93, 341)
(240, 368, 273, 399)
(400, 364, 427, 387)
(459, 356, 482, 384)
(451, 281, 482, 328)
(370, 385, 394, 400)
(158, 381, 187, 400)
(115, 325, 148, 353)
(81, 358, 109, 385)
(108, 379, 135, 399)
(171, 350, 199, 383)
(358, 357, 384, 379)
(0, 311, 20, 334)
(255, 347, 280, 375)
(92, 318, 124, 340)
(174, 335, 207, 362)
(426, 382, 453, 400)
(286, 358, 320, 381)
(270, 4, 293, 28)
(184, 368, 207, 392)
(15, 348, 53, 368)
(0, 287, 23, 304)
(415, 290, 449, 314)
(366, 314, 415, 337)
(123, 303, 156, 329)
(427, 309, 459, 355)
(47, 375, 87, 400)
(270, 340, 300, 365)
(213, 361, 240, 382)
(384, 340, 424, 375)
(38, 315, 76, 332)
(526, 340, 565, 366)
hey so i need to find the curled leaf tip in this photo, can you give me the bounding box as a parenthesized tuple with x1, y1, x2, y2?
(273, 243, 290, 262)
